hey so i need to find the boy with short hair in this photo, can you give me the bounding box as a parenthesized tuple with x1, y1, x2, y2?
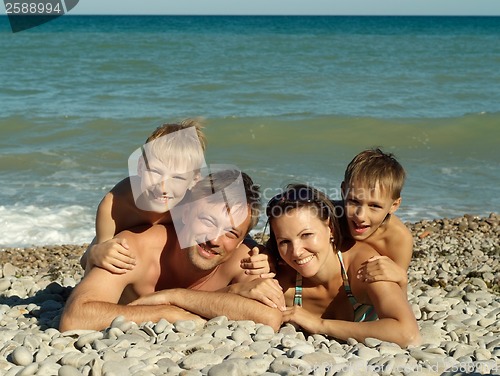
(340, 148, 413, 290)
(80, 119, 206, 273)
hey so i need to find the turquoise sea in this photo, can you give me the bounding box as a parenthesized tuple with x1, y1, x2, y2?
(0, 16, 499, 247)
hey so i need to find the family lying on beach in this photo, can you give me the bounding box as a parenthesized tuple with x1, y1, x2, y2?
(59, 119, 421, 347)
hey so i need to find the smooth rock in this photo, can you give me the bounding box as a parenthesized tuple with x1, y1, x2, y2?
(10, 346, 33, 366)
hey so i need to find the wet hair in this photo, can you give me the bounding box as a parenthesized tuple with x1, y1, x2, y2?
(265, 184, 340, 261)
(343, 148, 406, 200)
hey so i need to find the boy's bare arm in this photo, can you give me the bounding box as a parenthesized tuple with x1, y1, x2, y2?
(81, 185, 136, 273)
(94, 192, 118, 243)
(80, 192, 117, 269)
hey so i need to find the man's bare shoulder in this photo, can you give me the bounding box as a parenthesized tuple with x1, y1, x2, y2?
(119, 225, 169, 256)
(72, 258, 138, 304)
(219, 242, 252, 281)
(115, 225, 171, 299)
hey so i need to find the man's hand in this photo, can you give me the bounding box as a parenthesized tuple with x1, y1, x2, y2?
(240, 246, 275, 278)
(228, 278, 286, 311)
(356, 255, 408, 287)
(88, 238, 136, 274)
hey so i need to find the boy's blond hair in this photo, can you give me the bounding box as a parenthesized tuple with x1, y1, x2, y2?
(143, 118, 206, 173)
(343, 148, 406, 200)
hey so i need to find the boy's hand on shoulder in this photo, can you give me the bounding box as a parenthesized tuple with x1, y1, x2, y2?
(357, 255, 408, 287)
(88, 237, 136, 274)
(240, 246, 275, 278)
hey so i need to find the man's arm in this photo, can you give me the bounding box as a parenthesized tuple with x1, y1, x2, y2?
(62, 227, 204, 332)
(59, 266, 202, 332)
(132, 288, 282, 331)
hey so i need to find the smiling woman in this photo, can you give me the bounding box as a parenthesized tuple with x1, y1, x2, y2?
(257, 183, 421, 347)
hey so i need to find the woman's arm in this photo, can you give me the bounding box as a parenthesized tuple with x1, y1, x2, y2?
(282, 280, 420, 347)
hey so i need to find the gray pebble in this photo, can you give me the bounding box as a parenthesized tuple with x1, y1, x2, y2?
(254, 325, 275, 341)
(101, 360, 131, 375)
(1, 218, 499, 376)
(0, 279, 11, 292)
(3, 263, 18, 277)
(154, 318, 171, 334)
(363, 337, 382, 347)
(287, 344, 315, 358)
(270, 356, 312, 375)
(356, 346, 380, 360)
(10, 346, 33, 366)
(231, 328, 252, 343)
(75, 331, 103, 349)
(207, 359, 246, 376)
(174, 320, 197, 334)
(180, 352, 223, 370)
(58, 365, 83, 376)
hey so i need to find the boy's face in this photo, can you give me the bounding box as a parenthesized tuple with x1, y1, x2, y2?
(342, 182, 401, 241)
(136, 156, 197, 213)
(178, 198, 251, 271)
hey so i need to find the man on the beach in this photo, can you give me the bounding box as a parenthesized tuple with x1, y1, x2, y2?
(59, 169, 282, 332)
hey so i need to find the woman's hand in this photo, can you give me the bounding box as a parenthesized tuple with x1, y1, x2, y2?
(282, 305, 323, 334)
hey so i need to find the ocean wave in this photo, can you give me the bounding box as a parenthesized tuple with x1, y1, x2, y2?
(0, 204, 94, 248)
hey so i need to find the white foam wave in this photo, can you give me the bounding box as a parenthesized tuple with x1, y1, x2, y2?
(0, 204, 95, 248)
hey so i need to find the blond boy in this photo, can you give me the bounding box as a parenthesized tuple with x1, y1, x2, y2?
(341, 148, 413, 290)
(80, 119, 206, 273)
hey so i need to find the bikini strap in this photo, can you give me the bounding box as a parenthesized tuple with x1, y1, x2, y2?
(337, 250, 350, 287)
(337, 250, 378, 322)
(294, 273, 303, 306)
(337, 250, 357, 306)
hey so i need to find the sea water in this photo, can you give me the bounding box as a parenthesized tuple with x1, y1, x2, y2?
(0, 16, 499, 247)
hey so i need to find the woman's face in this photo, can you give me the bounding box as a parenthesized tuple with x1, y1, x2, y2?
(271, 206, 333, 278)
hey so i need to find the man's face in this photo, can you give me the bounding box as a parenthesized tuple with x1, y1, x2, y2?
(178, 198, 251, 271)
(135, 156, 197, 213)
(343, 183, 400, 241)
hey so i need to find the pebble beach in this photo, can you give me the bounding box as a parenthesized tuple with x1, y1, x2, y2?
(0, 214, 498, 376)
